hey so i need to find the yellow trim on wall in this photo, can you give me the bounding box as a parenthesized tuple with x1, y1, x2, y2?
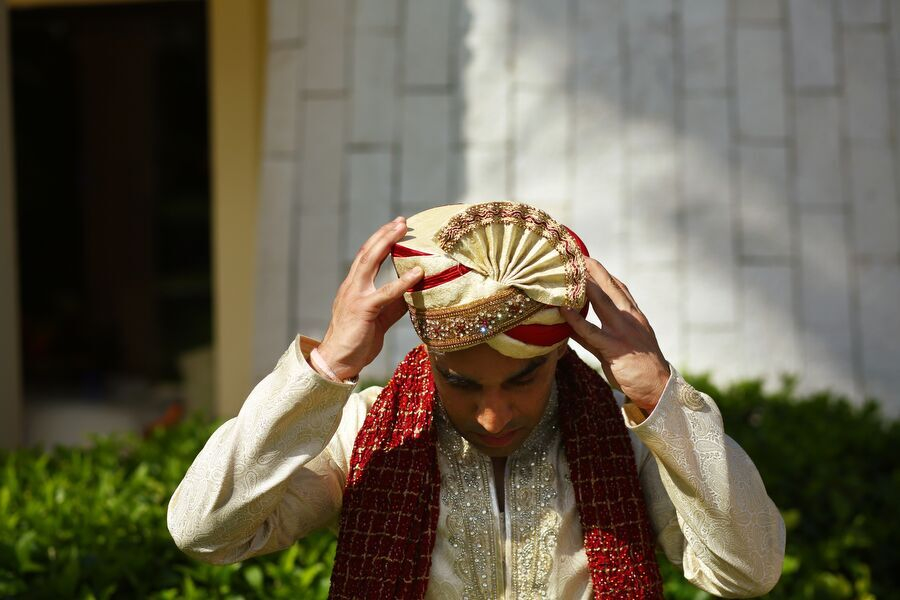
(8, 0, 174, 8)
(1, 0, 24, 449)
(208, 0, 266, 418)
(6, 0, 267, 420)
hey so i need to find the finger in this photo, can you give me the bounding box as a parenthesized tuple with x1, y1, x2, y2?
(354, 217, 403, 262)
(608, 274, 650, 327)
(560, 310, 620, 388)
(371, 266, 423, 308)
(567, 323, 618, 366)
(584, 277, 624, 326)
(609, 274, 639, 309)
(347, 219, 402, 281)
(560, 307, 616, 356)
(571, 330, 619, 389)
(585, 258, 633, 312)
(564, 327, 594, 355)
(350, 218, 408, 283)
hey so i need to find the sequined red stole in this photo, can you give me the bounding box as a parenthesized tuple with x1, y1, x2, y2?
(329, 346, 663, 599)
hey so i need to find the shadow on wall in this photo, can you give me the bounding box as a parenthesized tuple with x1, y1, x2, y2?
(257, 0, 897, 415)
(447, 0, 890, 410)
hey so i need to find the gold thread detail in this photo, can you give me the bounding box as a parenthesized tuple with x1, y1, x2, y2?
(433, 202, 587, 308)
(408, 287, 544, 351)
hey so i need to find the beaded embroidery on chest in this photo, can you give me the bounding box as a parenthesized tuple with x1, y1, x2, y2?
(435, 384, 560, 598)
(329, 347, 663, 599)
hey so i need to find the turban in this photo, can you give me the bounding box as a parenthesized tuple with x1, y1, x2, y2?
(391, 202, 590, 358)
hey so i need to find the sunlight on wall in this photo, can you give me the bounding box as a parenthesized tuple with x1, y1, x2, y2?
(254, 0, 900, 414)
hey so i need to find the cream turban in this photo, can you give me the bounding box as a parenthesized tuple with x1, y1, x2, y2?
(391, 202, 589, 358)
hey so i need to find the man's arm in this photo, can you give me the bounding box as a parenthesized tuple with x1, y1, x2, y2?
(562, 258, 785, 597)
(166, 335, 361, 564)
(624, 371, 785, 597)
(167, 218, 424, 564)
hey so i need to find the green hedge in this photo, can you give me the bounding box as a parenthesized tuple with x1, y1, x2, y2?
(661, 376, 898, 600)
(2, 377, 898, 599)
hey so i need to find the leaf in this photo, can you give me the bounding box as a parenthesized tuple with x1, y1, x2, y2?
(782, 554, 801, 576)
(14, 531, 45, 574)
(243, 565, 264, 592)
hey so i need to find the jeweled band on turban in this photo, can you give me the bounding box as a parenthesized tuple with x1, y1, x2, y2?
(391, 202, 591, 357)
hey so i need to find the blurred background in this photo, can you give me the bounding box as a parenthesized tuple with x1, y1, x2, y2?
(3, 0, 898, 448)
(250, 0, 900, 415)
(1, 0, 260, 448)
(1, 1, 899, 596)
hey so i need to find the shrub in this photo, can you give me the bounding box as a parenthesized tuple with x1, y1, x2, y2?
(670, 376, 899, 600)
(0, 416, 334, 599)
(2, 377, 898, 598)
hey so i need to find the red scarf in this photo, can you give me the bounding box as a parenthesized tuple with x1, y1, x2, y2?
(329, 347, 663, 599)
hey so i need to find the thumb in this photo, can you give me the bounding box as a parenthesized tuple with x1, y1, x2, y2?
(373, 266, 423, 308)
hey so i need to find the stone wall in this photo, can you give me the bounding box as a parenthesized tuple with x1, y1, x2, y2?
(254, 0, 900, 414)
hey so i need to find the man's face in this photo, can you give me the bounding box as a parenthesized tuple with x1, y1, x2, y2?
(428, 342, 566, 457)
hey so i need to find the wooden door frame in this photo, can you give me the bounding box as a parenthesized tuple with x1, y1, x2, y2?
(0, 0, 23, 449)
(1, 0, 266, 441)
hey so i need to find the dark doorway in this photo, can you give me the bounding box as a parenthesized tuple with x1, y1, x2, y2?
(11, 1, 210, 434)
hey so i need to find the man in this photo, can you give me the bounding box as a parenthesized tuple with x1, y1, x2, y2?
(168, 202, 785, 599)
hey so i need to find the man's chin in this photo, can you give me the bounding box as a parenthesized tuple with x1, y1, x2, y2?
(466, 430, 527, 457)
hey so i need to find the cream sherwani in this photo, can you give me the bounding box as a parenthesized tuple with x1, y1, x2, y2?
(167, 335, 785, 598)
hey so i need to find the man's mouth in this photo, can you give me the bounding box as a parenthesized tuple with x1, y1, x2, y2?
(475, 429, 522, 447)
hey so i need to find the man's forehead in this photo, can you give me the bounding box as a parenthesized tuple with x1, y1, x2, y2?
(430, 351, 548, 382)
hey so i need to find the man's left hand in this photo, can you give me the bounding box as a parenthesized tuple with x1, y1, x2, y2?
(560, 258, 670, 412)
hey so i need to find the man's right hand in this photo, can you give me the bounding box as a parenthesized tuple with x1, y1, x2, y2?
(315, 217, 424, 381)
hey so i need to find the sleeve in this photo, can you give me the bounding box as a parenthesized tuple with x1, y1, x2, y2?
(166, 334, 380, 565)
(621, 368, 786, 598)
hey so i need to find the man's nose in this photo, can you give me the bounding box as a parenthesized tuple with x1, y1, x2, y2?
(475, 391, 514, 434)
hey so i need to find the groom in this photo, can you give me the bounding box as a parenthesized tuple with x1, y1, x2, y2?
(168, 202, 785, 599)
